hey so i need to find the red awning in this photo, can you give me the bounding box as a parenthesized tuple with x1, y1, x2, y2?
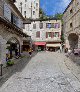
(34, 42, 46, 46)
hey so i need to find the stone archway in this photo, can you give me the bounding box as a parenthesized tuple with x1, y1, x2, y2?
(68, 33, 78, 49)
(6, 37, 20, 59)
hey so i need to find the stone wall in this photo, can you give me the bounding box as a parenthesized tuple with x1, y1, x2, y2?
(63, 0, 80, 49)
(0, 24, 23, 65)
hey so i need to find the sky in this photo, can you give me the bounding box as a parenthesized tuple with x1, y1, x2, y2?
(40, 0, 71, 16)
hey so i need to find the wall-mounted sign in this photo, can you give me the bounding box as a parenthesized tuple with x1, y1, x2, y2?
(4, 3, 11, 21)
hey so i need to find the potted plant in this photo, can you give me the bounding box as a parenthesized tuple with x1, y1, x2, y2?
(6, 60, 14, 66)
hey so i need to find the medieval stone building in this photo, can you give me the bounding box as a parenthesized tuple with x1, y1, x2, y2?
(63, 0, 80, 50)
(0, 0, 28, 65)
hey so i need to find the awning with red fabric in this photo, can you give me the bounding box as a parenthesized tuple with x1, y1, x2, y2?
(34, 42, 46, 46)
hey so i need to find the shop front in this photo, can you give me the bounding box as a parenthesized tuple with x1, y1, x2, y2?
(46, 42, 61, 52)
(34, 42, 46, 51)
(6, 37, 20, 59)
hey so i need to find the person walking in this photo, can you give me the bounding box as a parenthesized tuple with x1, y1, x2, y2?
(28, 48, 32, 57)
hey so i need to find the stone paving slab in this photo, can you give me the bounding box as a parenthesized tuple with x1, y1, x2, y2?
(0, 52, 80, 92)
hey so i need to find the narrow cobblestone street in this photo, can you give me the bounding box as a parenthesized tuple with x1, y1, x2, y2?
(0, 51, 80, 92)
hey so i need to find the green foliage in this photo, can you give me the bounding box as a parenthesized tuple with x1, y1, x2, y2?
(54, 13, 63, 24)
(39, 8, 48, 19)
(54, 13, 63, 20)
(7, 60, 14, 66)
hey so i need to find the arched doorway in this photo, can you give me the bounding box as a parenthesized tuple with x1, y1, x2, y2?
(68, 33, 78, 50)
(6, 37, 20, 59)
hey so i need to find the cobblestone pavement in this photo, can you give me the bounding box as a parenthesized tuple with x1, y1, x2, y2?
(0, 51, 80, 92)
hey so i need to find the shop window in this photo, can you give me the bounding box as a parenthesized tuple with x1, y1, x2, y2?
(54, 32, 59, 37)
(36, 31, 40, 38)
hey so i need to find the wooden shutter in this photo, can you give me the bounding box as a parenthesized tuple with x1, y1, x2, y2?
(36, 31, 40, 38)
(46, 32, 48, 38)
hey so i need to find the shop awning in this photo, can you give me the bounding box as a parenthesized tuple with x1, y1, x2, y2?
(34, 42, 46, 46)
(46, 44, 61, 47)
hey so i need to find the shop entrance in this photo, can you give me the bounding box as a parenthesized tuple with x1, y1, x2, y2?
(6, 37, 20, 59)
(38, 45, 45, 51)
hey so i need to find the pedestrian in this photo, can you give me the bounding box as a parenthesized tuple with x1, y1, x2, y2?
(15, 48, 18, 56)
(28, 48, 32, 57)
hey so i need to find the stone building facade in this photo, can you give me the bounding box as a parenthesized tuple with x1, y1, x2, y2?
(63, 0, 80, 50)
(14, 0, 39, 19)
(0, 0, 27, 65)
(24, 19, 62, 51)
(14, 0, 39, 50)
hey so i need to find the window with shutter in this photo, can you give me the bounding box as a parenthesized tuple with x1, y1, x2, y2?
(33, 24, 36, 29)
(39, 23, 43, 29)
(54, 32, 59, 37)
(46, 32, 48, 38)
(36, 31, 40, 38)
(48, 32, 51, 38)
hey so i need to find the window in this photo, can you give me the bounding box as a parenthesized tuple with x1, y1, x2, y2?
(54, 32, 59, 37)
(33, 11, 35, 15)
(33, 24, 36, 29)
(20, 2, 22, 6)
(54, 23, 60, 28)
(46, 23, 51, 28)
(70, 23, 72, 28)
(48, 32, 51, 38)
(39, 23, 43, 29)
(24, 11, 26, 18)
(36, 31, 40, 38)
(36, 3, 38, 7)
(70, 9, 73, 14)
(11, 13, 19, 27)
(46, 23, 59, 28)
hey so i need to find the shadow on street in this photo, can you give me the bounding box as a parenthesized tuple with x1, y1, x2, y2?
(0, 51, 38, 87)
